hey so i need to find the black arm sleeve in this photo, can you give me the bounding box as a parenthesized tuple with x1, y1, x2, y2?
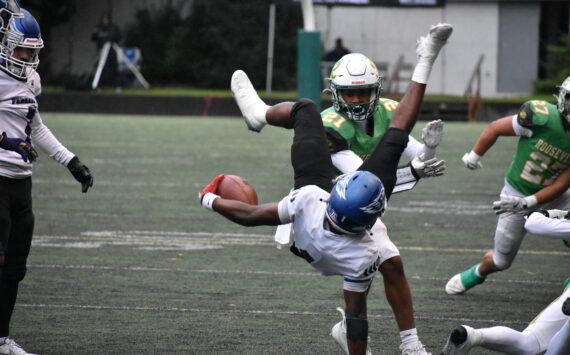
(324, 127, 349, 153)
(358, 128, 409, 200)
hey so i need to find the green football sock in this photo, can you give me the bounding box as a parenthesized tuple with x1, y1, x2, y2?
(460, 264, 486, 290)
(562, 277, 570, 291)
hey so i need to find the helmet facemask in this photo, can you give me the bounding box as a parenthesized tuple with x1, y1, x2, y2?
(0, 1, 23, 61)
(329, 53, 383, 121)
(556, 77, 570, 124)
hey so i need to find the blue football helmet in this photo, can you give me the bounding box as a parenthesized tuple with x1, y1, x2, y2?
(0, 8, 43, 79)
(325, 171, 386, 235)
(0, 1, 22, 47)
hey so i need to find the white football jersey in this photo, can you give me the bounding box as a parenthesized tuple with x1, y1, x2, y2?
(0, 69, 74, 178)
(278, 185, 381, 280)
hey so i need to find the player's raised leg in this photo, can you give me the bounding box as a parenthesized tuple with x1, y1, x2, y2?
(359, 23, 452, 198)
(231, 70, 296, 131)
(390, 23, 453, 133)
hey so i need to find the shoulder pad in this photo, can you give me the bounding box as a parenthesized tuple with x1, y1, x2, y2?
(378, 98, 399, 112)
(516, 102, 533, 128)
(28, 70, 42, 97)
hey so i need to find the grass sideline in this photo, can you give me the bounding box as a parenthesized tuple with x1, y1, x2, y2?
(10, 113, 569, 354)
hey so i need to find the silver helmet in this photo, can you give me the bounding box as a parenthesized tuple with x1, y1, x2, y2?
(329, 53, 382, 121)
(556, 76, 570, 123)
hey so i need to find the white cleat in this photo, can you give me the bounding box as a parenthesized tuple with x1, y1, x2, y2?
(445, 273, 467, 295)
(400, 341, 431, 355)
(441, 325, 481, 355)
(330, 307, 372, 355)
(0, 338, 37, 355)
(230, 70, 269, 132)
(416, 23, 453, 64)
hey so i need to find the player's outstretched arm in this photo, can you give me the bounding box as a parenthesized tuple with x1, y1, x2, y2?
(463, 116, 516, 169)
(493, 167, 570, 214)
(212, 199, 281, 227)
(199, 175, 281, 226)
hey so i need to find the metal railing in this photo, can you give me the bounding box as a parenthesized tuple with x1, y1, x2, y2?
(464, 54, 485, 122)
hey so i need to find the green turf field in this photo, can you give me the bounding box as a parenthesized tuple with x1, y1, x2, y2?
(10, 113, 568, 354)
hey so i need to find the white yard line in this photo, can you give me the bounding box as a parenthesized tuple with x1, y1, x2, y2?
(31, 231, 570, 256)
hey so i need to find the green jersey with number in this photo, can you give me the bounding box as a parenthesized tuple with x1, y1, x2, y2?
(507, 100, 570, 195)
(321, 98, 399, 159)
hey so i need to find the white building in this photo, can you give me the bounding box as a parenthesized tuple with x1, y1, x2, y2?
(315, 0, 569, 97)
(47, 0, 568, 97)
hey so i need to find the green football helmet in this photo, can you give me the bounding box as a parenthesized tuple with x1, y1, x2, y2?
(328, 53, 382, 121)
(555, 76, 570, 124)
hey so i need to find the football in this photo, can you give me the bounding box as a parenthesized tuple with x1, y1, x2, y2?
(217, 175, 258, 205)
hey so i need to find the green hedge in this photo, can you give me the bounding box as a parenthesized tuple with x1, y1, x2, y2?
(124, 0, 302, 90)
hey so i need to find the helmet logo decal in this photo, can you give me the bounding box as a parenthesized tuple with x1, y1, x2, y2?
(361, 199, 383, 214)
(334, 174, 351, 200)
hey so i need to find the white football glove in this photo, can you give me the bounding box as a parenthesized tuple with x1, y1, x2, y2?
(411, 153, 446, 178)
(492, 194, 538, 214)
(462, 150, 482, 170)
(421, 119, 444, 149)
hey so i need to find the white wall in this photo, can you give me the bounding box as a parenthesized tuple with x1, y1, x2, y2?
(316, 3, 506, 97)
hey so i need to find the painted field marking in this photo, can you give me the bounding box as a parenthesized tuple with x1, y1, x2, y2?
(26, 264, 563, 287)
(32, 231, 570, 256)
(17, 303, 527, 325)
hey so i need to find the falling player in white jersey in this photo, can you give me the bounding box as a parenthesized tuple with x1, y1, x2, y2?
(0, 8, 94, 355)
(199, 23, 453, 355)
(443, 207, 570, 355)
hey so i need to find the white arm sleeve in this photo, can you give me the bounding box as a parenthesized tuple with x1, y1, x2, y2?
(31, 110, 75, 166)
(331, 150, 363, 174)
(511, 115, 533, 137)
(277, 196, 293, 224)
(403, 135, 434, 160)
(525, 213, 570, 239)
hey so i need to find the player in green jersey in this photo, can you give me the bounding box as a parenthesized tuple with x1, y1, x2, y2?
(446, 77, 570, 295)
(231, 48, 448, 353)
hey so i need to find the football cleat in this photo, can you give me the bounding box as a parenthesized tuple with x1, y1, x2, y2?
(441, 325, 481, 355)
(562, 297, 570, 316)
(0, 338, 37, 355)
(445, 273, 467, 295)
(330, 307, 372, 355)
(230, 70, 269, 132)
(416, 23, 453, 65)
(400, 341, 431, 355)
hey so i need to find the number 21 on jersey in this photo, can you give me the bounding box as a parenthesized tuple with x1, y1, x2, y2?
(322, 112, 347, 128)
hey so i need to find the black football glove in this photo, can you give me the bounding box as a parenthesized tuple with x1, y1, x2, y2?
(67, 156, 93, 193)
